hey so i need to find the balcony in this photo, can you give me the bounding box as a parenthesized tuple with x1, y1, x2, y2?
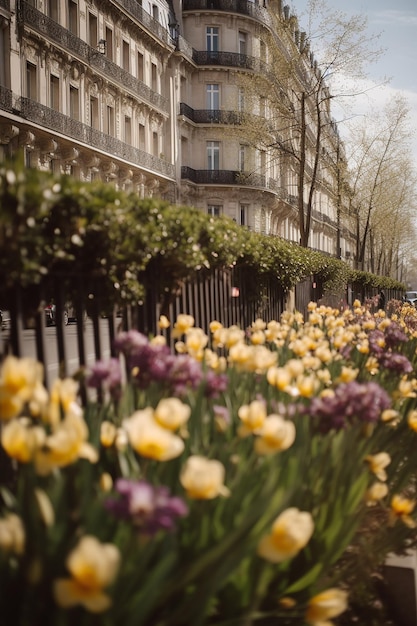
(0, 0, 10, 10)
(16, 97, 175, 179)
(192, 50, 267, 73)
(0, 85, 13, 112)
(19, 1, 169, 113)
(179, 103, 243, 124)
(181, 167, 266, 187)
(183, 0, 270, 25)
(112, 0, 172, 46)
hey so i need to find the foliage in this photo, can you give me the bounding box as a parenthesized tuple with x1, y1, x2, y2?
(2, 300, 417, 623)
(0, 156, 405, 315)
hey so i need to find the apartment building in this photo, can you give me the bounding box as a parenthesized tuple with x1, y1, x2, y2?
(0, 0, 356, 260)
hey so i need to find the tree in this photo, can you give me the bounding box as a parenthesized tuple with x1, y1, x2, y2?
(229, 0, 383, 248)
(345, 94, 417, 276)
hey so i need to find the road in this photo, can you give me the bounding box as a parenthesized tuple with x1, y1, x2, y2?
(0, 319, 113, 388)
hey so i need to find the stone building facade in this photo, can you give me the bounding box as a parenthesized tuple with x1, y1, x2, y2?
(0, 0, 356, 260)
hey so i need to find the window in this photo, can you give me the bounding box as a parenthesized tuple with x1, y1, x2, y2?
(68, 0, 78, 35)
(139, 123, 145, 149)
(206, 84, 219, 110)
(238, 31, 247, 55)
(152, 4, 159, 21)
(88, 13, 98, 48)
(137, 52, 144, 81)
(124, 116, 132, 144)
(50, 75, 60, 111)
(122, 41, 130, 72)
(105, 27, 113, 60)
(104, 105, 115, 136)
(206, 27, 219, 52)
(238, 88, 245, 112)
(260, 39, 266, 62)
(239, 145, 245, 171)
(152, 131, 159, 156)
(90, 96, 99, 129)
(47, 0, 59, 21)
(207, 205, 222, 217)
(26, 62, 37, 99)
(239, 204, 248, 226)
(207, 141, 220, 170)
(151, 63, 157, 91)
(69, 86, 79, 120)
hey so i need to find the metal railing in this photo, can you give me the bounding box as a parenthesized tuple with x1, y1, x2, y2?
(192, 50, 267, 73)
(17, 97, 175, 179)
(183, 0, 270, 25)
(181, 166, 266, 188)
(19, 1, 169, 113)
(179, 103, 243, 125)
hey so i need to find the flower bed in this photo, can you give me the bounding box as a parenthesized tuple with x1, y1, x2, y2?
(1, 300, 417, 625)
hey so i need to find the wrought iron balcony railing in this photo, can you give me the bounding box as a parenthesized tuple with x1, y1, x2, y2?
(192, 50, 267, 73)
(111, 0, 172, 46)
(183, 0, 270, 25)
(179, 103, 243, 125)
(0, 0, 10, 11)
(19, 1, 169, 113)
(0, 85, 13, 112)
(16, 97, 175, 179)
(181, 167, 266, 188)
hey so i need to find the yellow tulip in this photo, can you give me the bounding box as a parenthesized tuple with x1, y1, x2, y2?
(257, 508, 314, 563)
(123, 408, 184, 461)
(180, 455, 229, 499)
(305, 588, 348, 625)
(365, 452, 391, 482)
(254, 415, 296, 455)
(0, 513, 25, 555)
(54, 535, 120, 613)
(154, 397, 191, 431)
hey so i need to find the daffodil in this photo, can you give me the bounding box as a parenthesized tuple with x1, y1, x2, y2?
(53, 535, 120, 613)
(389, 495, 416, 527)
(305, 588, 348, 625)
(365, 452, 391, 481)
(254, 415, 296, 455)
(123, 408, 184, 461)
(1, 418, 45, 463)
(0, 356, 45, 420)
(365, 482, 388, 506)
(257, 508, 314, 563)
(180, 455, 229, 499)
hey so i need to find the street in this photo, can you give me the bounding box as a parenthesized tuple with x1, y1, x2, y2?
(0, 318, 113, 388)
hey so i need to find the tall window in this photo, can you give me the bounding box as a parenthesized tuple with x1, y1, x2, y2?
(207, 205, 222, 217)
(68, 0, 78, 35)
(105, 27, 113, 60)
(151, 63, 157, 91)
(238, 88, 245, 112)
(50, 75, 60, 110)
(206, 27, 219, 52)
(139, 123, 145, 149)
(47, 0, 59, 21)
(207, 141, 220, 170)
(152, 4, 159, 21)
(122, 41, 130, 71)
(90, 96, 99, 129)
(124, 116, 132, 144)
(26, 62, 37, 99)
(137, 52, 144, 81)
(239, 204, 248, 226)
(88, 13, 98, 48)
(69, 86, 79, 120)
(239, 145, 245, 171)
(104, 105, 115, 136)
(152, 131, 158, 156)
(206, 84, 219, 110)
(238, 31, 247, 54)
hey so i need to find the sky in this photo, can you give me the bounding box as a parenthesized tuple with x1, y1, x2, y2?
(289, 0, 417, 168)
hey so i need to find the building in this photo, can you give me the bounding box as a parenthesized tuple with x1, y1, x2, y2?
(0, 0, 356, 260)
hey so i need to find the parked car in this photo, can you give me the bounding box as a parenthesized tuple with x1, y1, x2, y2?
(403, 291, 417, 307)
(44, 303, 79, 326)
